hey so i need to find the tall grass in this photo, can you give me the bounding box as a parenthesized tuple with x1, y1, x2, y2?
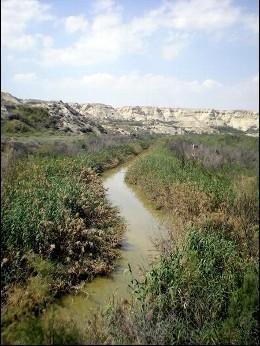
(1, 138, 152, 344)
(126, 135, 259, 252)
(1, 140, 151, 291)
(107, 134, 259, 345)
(1, 133, 258, 344)
(105, 229, 258, 345)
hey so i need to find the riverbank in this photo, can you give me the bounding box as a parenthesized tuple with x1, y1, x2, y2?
(103, 134, 259, 345)
(52, 161, 169, 337)
(1, 134, 258, 345)
(1, 136, 154, 345)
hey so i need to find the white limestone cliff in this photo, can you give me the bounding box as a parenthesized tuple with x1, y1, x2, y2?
(1, 92, 258, 136)
(72, 103, 258, 136)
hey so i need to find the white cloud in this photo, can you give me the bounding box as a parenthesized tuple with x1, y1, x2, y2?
(2, 0, 258, 112)
(64, 15, 88, 34)
(162, 43, 184, 60)
(13, 72, 37, 82)
(130, 6, 165, 36)
(242, 13, 259, 34)
(164, 0, 240, 31)
(92, 0, 118, 14)
(41, 10, 129, 65)
(35, 34, 54, 48)
(128, 0, 258, 36)
(1, 0, 53, 50)
(35, 73, 257, 110)
(130, 0, 258, 61)
(202, 79, 223, 88)
(38, 0, 258, 67)
(162, 32, 190, 60)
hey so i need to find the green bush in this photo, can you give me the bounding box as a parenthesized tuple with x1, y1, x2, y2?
(1, 105, 58, 135)
(126, 135, 258, 242)
(113, 134, 259, 345)
(1, 137, 154, 344)
(1, 155, 127, 294)
(1, 119, 31, 133)
(106, 229, 259, 345)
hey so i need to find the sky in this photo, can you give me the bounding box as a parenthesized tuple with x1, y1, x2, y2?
(1, 0, 259, 110)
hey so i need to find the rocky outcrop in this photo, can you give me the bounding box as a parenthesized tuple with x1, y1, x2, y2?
(1, 92, 22, 118)
(1, 91, 258, 136)
(1, 92, 106, 135)
(71, 103, 259, 136)
(46, 100, 105, 134)
(1, 91, 22, 105)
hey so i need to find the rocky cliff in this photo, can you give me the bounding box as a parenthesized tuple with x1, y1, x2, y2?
(1, 92, 105, 135)
(71, 103, 259, 136)
(1, 91, 258, 136)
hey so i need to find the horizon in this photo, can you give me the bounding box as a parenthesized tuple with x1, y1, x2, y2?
(1, 0, 259, 111)
(1, 89, 259, 112)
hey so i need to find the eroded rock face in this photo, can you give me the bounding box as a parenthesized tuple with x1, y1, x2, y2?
(72, 103, 259, 136)
(1, 91, 258, 136)
(1, 92, 106, 135)
(1, 91, 22, 105)
(45, 101, 105, 134)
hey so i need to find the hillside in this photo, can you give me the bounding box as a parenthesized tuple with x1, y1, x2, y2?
(1, 92, 106, 135)
(1, 91, 259, 136)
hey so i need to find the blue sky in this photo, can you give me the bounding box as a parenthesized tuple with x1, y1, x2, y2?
(1, 0, 259, 110)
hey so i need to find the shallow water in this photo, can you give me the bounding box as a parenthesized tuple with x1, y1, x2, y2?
(58, 160, 169, 325)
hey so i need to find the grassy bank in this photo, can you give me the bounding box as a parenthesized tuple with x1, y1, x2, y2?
(103, 134, 259, 345)
(1, 136, 152, 344)
(126, 135, 259, 255)
(1, 133, 258, 344)
(105, 229, 258, 345)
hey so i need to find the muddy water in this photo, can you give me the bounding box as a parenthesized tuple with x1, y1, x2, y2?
(59, 160, 169, 326)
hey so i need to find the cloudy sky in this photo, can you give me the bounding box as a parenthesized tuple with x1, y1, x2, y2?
(1, 0, 259, 110)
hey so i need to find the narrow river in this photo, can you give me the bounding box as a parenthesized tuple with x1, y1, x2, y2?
(58, 160, 169, 326)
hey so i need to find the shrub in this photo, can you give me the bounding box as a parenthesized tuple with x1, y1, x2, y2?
(117, 134, 259, 345)
(1, 105, 58, 134)
(167, 137, 258, 171)
(2, 291, 85, 345)
(1, 119, 31, 133)
(1, 161, 124, 295)
(105, 229, 259, 345)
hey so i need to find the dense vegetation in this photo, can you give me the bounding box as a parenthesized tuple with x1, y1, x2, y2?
(1, 132, 153, 156)
(105, 229, 258, 345)
(1, 135, 151, 344)
(1, 133, 258, 345)
(1, 103, 153, 137)
(1, 105, 58, 134)
(103, 134, 259, 345)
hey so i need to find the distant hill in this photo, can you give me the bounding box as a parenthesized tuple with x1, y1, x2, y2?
(1, 91, 259, 137)
(1, 92, 106, 135)
(1, 91, 22, 105)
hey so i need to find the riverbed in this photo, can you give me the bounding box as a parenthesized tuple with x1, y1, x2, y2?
(57, 160, 169, 327)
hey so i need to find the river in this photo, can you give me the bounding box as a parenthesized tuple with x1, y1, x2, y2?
(57, 160, 169, 327)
